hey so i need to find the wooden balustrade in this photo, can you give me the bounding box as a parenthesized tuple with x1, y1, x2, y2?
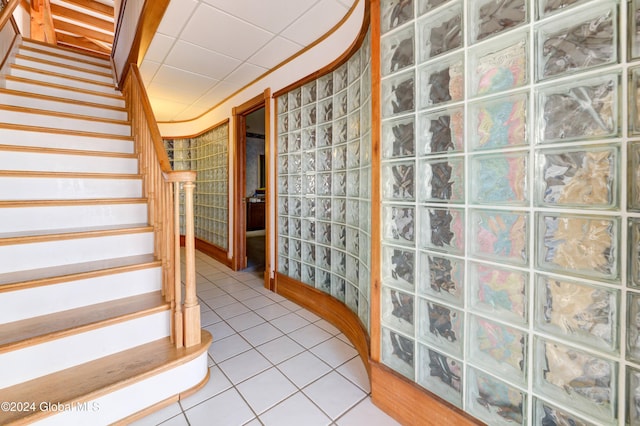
(123, 64, 200, 348)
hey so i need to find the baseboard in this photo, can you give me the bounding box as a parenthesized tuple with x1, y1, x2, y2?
(370, 361, 483, 426)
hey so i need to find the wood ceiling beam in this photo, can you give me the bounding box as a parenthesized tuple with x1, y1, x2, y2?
(30, 0, 57, 45)
(50, 3, 113, 33)
(56, 31, 110, 55)
(53, 18, 114, 43)
(59, 0, 113, 18)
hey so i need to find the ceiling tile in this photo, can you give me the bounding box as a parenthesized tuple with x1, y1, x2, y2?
(224, 63, 267, 85)
(201, 0, 320, 33)
(144, 33, 175, 63)
(247, 36, 302, 69)
(149, 97, 190, 122)
(195, 81, 243, 108)
(281, 0, 349, 46)
(165, 40, 241, 80)
(180, 4, 274, 61)
(157, 0, 199, 37)
(173, 105, 211, 121)
(139, 60, 161, 85)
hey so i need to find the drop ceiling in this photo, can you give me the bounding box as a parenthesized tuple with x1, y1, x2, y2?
(139, 0, 357, 123)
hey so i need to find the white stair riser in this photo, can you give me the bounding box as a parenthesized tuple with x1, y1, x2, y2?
(0, 128, 134, 154)
(0, 311, 171, 389)
(0, 177, 142, 200)
(1, 109, 130, 136)
(34, 353, 208, 426)
(0, 92, 127, 121)
(21, 41, 111, 67)
(0, 203, 148, 233)
(18, 49, 112, 74)
(15, 57, 113, 85)
(4, 79, 124, 108)
(0, 268, 162, 323)
(0, 232, 155, 274)
(0, 151, 138, 174)
(10, 66, 118, 94)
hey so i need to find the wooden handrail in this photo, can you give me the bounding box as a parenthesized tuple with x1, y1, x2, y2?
(124, 63, 200, 348)
(0, 0, 19, 31)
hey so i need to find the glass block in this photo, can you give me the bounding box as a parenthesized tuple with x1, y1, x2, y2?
(347, 170, 359, 197)
(316, 221, 332, 246)
(419, 252, 464, 306)
(318, 73, 334, 100)
(289, 217, 301, 239)
(418, 106, 464, 155)
(334, 64, 349, 94)
(332, 224, 346, 250)
(278, 113, 289, 135)
(316, 268, 332, 294)
(419, 207, 465, 255)
(469, 31, 528, 97)
(334, 90, 348, 119)
(629, 366, 640, 426)
(346, 227, 360, 256)
(381, 0, 414, 34)
(359, 295, 370, 331)
(288, 88, 301, 110)
(469, 262, 528, 324)
(334, 117, 348, 144)
(537, 0, 589, 18)
(418, 54, 464, 109)
(346, 282, 359, 313)
(468, 92, 528, 150)
(302, 197, 315, 218)
(418, 299, 463, 357)
(629, 292, 640, 362)
(382, 205, 415, 246)
(317, 197, 331, 221)
(534, 398, 597, 426)
(467, 367, 526, 426)
(289, 238, 301, 260)
(289, 109, 301, 131)
(348, 50, 361, 84)
(469, 315, 527, 383)
(417, 3, 462, 62)
(332, 198, 346, 223)
(290, 197, 301, 216)
(303, 174, 315, 195)
(317, 245, 332, 270)
(347, 140, 360, 168)
(346, 199, 359, 227)
(382, 245, 415, 291)
(289, 259, 301, 281)
(630, 142, 640, 210)
(536, 144, 619, 209)
(346, 254, 359, 286)
(470, 152, 528, 205)
(318, 98, 333, 124)
(360, 229, 371, 266)
(360, 167, 371, 198)
(278, 255, 289, 275)
(536, 274, 618, 352)
(381, 327, 415, 380)
(537, 213, 619, 281)
(288, 131, 301, 152)
(536, 2, 617, 81)
(382, 286, 415, 336)
(318, 123, 333, 147)
(278, 154, 289, 175)
(382, 161, 415, 201)
(418, 157, 464, 203)
(302, 104, 316, 128)
(417, 344, 463, 407)
(302, 263, 315, 286)
(382, 116, 415, 159)
(332, 250, 346, 277)
(278, 175, 288, 194)
(361, 130, 372, 166)
(534, 337, 617, 422)
(347, 111, 360, 140)
(382, 25, 414, 76)
(301, 219, 315, 242)
(278, 197, 288, 216)
(418, 0, 452, 15)
(333, 171, 346, 196)
(332, 274, 346, 301)
(278, 236, 289, 256)
(317, 148, 332, 172)
(278, 94, 289, 113)
(333, 144, 347, 171)
(633, 1, 640, 59)
(302, 241, 316, 266)
(359, 200, 370, 234)
(470, 0, 527, 43)
(538, 72, 620, 143)
(317, 173, 332, 196)
(381, 71, 415, 118)
(278, 215, 289, 236)
(302, 81, 316, 105)
(470, 210, 528, 265)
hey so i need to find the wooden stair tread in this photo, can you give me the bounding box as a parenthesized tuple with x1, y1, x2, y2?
(15, 54, 113, 78)
(19, 45, 112, 71)
(23, 38, 111, 62)
(0, 144, 137, 159)
(0, 291, 167, 351)
(0, 88, 127, 112)
(0, 254, 159, 288)
(0, 122, 133, 141)
(0, 330, 212, 425)
(0, 104, 130, 126)
(5, 75, 123, 100)
(9, 64, 116, 91)
(0, 222, 151, 242)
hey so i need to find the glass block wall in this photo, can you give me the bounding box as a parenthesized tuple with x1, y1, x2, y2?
(380, 0, 639, 424)
(276, 32, 372, 331)
(164, 122, 229, 250)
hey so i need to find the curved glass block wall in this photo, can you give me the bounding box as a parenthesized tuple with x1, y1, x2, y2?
(380, 0, 638, 424)
(276, 31, 372, 331)
(164, 122, 229, 250)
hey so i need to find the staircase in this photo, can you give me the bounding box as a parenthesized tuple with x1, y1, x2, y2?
(0, 38, 211, 425)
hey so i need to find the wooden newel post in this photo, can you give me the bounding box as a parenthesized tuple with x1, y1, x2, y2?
(172, 181, 183, 348)
(183, 180, 201, 347)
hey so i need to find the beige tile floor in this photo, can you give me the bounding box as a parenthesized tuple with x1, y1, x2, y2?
(133, 250, 400, 426)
